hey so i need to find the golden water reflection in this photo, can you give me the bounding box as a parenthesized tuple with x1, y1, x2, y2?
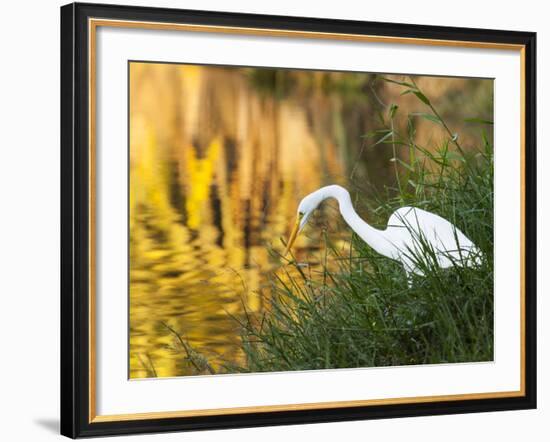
(129, 62, 492, 378)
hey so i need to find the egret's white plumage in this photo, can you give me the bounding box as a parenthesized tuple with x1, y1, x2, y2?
(285, 185, 482, 280)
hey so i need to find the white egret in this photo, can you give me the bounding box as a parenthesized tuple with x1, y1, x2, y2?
(284, 185, 482, 281)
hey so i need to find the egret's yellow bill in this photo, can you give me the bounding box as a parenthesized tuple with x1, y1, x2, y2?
(283, 215, 302, 256)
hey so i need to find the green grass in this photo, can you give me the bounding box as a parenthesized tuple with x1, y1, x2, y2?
(232, 79, 494, 373)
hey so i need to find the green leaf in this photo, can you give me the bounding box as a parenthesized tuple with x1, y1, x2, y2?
(439, 151, 465, 162)
(397, 158, 415, 172)
(412, 112, 442, 125)
(464, 117, 494, 125)
(380, 140, 409, 146)
(400, 89, 415, 96)
(407, 117, 416, 139)
(372, 131, 394, 146)
(390, 157, 415, 172)
(413, 91, 431, 105)
(389, 104, 399, 119)
(362, 129, 392, 139)
(381, 77, 416, 88)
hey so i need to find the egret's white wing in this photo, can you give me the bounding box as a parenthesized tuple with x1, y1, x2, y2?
(387, 207, 480, 269)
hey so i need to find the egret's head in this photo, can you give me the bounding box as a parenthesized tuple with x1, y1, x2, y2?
(283, 189, 326, 256)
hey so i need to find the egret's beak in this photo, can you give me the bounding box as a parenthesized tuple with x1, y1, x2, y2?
(283, 213, 303, 256)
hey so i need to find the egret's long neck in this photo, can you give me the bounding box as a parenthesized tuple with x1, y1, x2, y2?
(321, 185, 389, 256)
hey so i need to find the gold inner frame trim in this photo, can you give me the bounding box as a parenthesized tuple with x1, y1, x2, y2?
(88, 17, 527, 423)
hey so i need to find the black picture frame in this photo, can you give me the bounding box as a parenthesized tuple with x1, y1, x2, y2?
(61, 2, 537, 438)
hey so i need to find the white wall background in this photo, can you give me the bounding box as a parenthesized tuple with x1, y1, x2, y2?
(0, 0, 546, 440)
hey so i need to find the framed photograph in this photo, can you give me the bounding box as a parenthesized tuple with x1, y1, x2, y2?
(60, 2, 536, 438)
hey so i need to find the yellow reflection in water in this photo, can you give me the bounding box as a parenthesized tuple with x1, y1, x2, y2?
(129, 62, 492, 378)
